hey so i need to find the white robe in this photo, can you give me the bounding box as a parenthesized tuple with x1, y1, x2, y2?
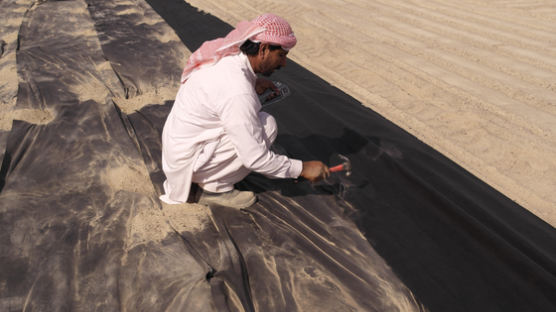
(160, 53, 302, 204)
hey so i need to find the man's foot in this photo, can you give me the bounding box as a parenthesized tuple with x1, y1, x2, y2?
(198, 189, 257, 209)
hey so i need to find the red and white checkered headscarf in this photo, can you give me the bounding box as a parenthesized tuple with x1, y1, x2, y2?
(180, 13, 296, 83)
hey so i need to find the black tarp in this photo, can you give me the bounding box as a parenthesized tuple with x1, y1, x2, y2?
(1, 0, 555, 311)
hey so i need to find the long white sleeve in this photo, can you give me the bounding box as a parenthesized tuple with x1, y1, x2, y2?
(218, 93, 302, 178)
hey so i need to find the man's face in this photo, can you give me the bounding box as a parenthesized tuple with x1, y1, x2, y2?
(260, 47, 288, 77)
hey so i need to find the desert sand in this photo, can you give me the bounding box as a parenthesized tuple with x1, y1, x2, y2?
(186, 0, 556, 226)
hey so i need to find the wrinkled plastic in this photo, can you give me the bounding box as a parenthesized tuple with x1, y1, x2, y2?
(0, 0, 555, 311)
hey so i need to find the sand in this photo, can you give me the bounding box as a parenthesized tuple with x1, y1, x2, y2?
(186, 0, 556, 227)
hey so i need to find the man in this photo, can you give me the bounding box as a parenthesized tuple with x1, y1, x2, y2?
(160, 13, 329, 208)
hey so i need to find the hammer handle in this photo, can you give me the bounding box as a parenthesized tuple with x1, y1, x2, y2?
(329, 164, 344, 172)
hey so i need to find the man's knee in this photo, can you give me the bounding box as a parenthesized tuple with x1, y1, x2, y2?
(259, 112, 278, 144)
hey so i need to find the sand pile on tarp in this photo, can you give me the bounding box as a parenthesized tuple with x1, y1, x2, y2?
(0, 0, 555, 311)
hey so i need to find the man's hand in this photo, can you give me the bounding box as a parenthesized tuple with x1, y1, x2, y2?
(255, 77, 278, 96)
(300, 161, 330, 182)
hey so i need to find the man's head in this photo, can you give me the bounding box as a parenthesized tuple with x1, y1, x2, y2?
(240, 40, 289, 76)
(241, 13, 295, 76)
(181, 13, 296, 82)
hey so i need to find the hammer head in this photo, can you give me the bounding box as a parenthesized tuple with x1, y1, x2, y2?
(338, 154, 352, 176)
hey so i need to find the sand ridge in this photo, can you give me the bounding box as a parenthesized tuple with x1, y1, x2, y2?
(187, 0, 556, 226)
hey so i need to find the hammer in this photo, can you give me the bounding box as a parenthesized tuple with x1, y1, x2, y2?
(329, 154, 352, 176)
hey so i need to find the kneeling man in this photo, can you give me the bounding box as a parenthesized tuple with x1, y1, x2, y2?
(160, 13, 329, 208)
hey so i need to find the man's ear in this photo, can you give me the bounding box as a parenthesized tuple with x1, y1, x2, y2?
(259, 43, 269, 58)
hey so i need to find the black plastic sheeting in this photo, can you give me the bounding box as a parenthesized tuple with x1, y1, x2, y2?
(1, 0, 555, 311)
